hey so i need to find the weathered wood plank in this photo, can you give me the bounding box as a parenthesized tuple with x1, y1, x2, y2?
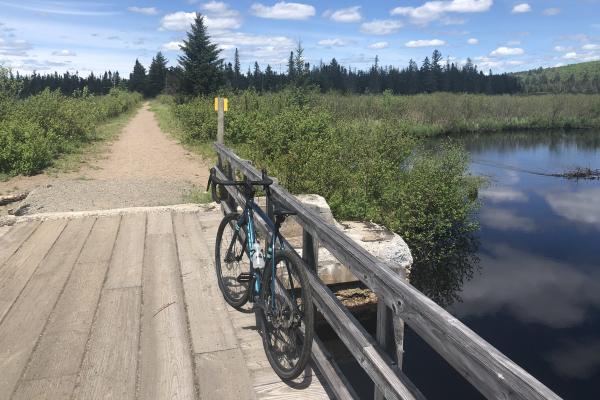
(311, 336, 360, 400)
(254, 377, 331, 400)
(139, 212, 195, 400)
(0, 221, 40, 268)
(195, 350, 256, 400)
(172, 212, 239, 354)
(0, 218, 94, 397)
(21, 216, 121, 381)
(214, 144, 562, 400)
(72, 287, 141, 400)
(0, 219, 66, 323)
(12, 375, 77, 400)
(105, 213, 146, 289)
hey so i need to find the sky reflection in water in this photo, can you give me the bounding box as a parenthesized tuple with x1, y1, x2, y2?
(444, 131, 600, 398)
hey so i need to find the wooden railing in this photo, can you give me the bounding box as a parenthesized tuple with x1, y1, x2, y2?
(213, 143, 562, 400)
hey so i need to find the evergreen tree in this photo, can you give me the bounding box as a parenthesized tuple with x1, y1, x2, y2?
(233, 48, 241, 90)
(178, 14, 223, 95)
(128, 59, 147, 95)
(147, 52, 168, 97)
(287, 51, 295, 82)
(293, 41, 307, 86)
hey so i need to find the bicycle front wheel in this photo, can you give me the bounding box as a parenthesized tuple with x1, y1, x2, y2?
(215, 212, 250, 308)
(258, 249, 314, 380)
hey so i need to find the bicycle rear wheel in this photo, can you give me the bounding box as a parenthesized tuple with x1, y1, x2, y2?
(215, 212, 250, 308)
(258, 249, 314, 380)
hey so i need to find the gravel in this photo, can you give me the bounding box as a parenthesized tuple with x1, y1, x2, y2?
(15, 178, 201, 215)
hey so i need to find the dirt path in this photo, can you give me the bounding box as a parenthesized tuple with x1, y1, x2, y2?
(1, 103, 211, 215)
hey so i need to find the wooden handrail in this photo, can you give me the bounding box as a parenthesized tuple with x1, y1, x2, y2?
(213, 143, 562, 400)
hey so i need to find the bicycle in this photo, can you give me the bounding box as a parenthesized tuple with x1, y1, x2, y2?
(207, 167, 314, 380)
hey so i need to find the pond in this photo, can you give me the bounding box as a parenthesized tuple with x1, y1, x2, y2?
(406, 130, 600, 399)
(325, 130, 600, 399)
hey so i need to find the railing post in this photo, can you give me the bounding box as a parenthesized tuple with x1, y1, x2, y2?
(217, 97, 225, 145)
(302, 229, 318, 273)
(375, 265, 406, 400)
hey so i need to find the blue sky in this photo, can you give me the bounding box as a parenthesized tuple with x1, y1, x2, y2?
(1, 0, 599, 76)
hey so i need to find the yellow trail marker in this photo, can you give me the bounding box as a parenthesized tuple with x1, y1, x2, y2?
(214, 97, 229, 112)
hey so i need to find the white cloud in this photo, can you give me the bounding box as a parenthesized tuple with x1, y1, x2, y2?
(511, 3, 531, 14)
(51, 49, 76, 57)
(369, 41, 389, 49)
(554, 45, 568, 52)
(360, 19, 403, 35)
(201, 1, 239, 17)
(561, 52, 600, 62)
(563, 52, 578, 59)
(391, 0, 492, 25)
(162, 41, 184, 51)
(583, 44, 600, 50)
(474, 56, 524, 71)
(405, 39, 446, 48)
(506, 40, 521, 46)
(160, 11, 196, 31)
(127, 6, 159, 16)
(250, 2, 315, 20)
(160, 11, 241, 31)
(542, 7, 560, 16)
(467, 38, 479, 45)
(326, 6, 362, 23)
(490, 46, 524, 56)
(317, 38, 348, 47)
(210, 32, 295, 64)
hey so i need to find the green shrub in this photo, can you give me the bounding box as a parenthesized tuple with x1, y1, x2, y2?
(0, 88, 141, 175)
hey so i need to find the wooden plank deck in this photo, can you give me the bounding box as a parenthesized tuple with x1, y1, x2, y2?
(0, 207, 331, 400)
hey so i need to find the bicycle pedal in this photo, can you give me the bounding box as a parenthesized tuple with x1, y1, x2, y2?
(236, 272, 252, 283)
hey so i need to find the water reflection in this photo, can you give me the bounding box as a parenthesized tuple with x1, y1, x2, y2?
(545, 188, 600, 229)
(452, 243, 600, 328)
(409, 230, 480, 308)
(545, 338, 600, 380)
(400, 130, 600, 398)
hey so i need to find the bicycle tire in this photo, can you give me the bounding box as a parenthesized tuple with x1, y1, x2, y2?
(215, 212, 250, 308)
(257, 249, 314, 380)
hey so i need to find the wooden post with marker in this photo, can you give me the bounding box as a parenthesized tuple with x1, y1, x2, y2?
(216, 97, 225, 144)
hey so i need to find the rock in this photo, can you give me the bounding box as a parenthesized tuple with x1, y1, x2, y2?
(0, 215, 17, 227)
(340, 221, 413, 278)
(295, 194, 335, 225)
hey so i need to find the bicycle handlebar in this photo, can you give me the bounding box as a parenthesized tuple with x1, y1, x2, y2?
(207, 167, 273, 192)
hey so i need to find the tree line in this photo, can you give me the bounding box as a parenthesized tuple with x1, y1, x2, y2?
(128, 14, 520, 97)
(5, 13, 521, 99)
(519, 68, 600, 94)
(5, 70, 125, 98)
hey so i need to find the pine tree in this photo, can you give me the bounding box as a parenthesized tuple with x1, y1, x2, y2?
(287, 51, 295, 82)
(178, 14, 223, 95)
(147, 52, 168, 97)
(128, 59, 147, 95)
(233, 48, 241, 90)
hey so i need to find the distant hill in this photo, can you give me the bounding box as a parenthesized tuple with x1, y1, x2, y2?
(515, 61, 600, 93)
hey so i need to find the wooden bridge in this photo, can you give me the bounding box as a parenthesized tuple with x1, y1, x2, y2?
(0, 206, 329, 399)
(0, 144, 562, 399)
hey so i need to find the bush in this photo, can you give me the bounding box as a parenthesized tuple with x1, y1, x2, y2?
(0, 88, 141, 175)
(163, 89, 484, 305)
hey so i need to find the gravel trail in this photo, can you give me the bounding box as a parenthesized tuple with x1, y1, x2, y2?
(1, 102, 210, 215)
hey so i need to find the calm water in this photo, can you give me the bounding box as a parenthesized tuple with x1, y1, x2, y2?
(327, 131, 600, 399)
(410, 131, 600, 399)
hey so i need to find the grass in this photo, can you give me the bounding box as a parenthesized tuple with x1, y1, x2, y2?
(182, 186, 213, 204)
(149, 98, 217, 163)
(47, 103, 142, 175)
